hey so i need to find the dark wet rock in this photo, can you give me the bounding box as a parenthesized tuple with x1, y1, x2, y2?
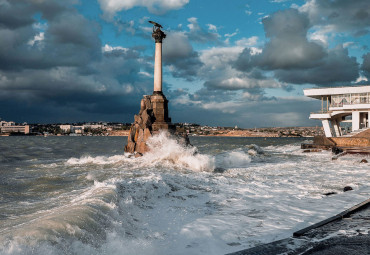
(360, 159, 368, 163)
(343, 186, 353, 192)
(324, 192, 337, 196)
(214, 167, 226, 173)
(227, 242, 241, 246)
(332, 146, 343, 155)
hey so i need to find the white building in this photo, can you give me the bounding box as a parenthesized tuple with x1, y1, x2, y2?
(83, 124, 105, 130)
(304, 85, 370, 137)
(60, 125, 73, 133)
(0, 121, 15, 126)
(0, 119, 29, 134)
(1, 125, 30, 134)
(74, 126, 84, 134)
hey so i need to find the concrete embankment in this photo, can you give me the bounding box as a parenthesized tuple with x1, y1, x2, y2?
(331, 137, 370, 147)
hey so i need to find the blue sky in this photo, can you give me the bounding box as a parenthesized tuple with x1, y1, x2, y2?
(0, 0, 370, 127)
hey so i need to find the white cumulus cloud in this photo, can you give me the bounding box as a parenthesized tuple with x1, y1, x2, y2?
(27, 32, 45, 48)
(98, 0, 189, 19)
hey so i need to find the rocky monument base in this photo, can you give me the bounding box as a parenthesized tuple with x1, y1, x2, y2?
(124, 92, 189, 156)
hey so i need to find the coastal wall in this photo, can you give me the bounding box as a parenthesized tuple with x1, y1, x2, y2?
(330, 137, 370, 147)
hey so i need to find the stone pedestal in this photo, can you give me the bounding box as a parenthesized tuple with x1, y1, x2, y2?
(124, 92, 178, 156)
(151, 91, 175, 132)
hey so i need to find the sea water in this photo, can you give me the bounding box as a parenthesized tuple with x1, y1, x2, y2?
(0, 133, 369, 255)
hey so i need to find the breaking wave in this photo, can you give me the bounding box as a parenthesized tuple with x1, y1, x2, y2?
(140, 131, 214, 172)
(66, 155, 128, 165)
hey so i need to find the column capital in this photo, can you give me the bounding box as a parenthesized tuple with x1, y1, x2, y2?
(152, 28, 166, 43)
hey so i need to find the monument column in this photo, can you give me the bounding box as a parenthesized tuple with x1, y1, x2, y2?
(154, 40, 163, 92)
(151, 23, 166, 94)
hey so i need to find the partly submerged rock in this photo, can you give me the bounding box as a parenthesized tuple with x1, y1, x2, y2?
(343, 186, 353, 192)
(124, 94, 190, 156)
(214, 167, 226, 173)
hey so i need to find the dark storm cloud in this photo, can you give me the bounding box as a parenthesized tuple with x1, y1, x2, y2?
(233, 8, 360, 86)
(0, 0, 34, 29)
(233, 48, 253, 72)
(0, 0, 154, 123)
(362, 52, 370, 79)
(274, 46, 359, 85)
(203, 75, 281, 91)
(257, 9, 326, 70)
(170, 95, 320, 128)
(0, 0, 101, 71)
(162, 32, 203, 81)
(189, 87, 238, 103)
(302, 0, 370, 35)
(0, 60, 151, 123)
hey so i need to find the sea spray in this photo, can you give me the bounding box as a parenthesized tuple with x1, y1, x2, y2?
(65, 132, 214, 172)
(140, 131, 214, 172)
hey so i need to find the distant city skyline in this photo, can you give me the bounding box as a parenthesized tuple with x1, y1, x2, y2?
(0, 0, 369, 128)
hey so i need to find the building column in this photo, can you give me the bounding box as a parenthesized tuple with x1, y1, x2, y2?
(361, 112, 367, 128)
(322, 119, 332, 137)
(352, 111, 360, 131)
(332, 119, 341, 137)
(368, 111, 370, 128)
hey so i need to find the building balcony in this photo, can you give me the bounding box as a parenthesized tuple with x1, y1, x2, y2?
(309, 111, 331, 119)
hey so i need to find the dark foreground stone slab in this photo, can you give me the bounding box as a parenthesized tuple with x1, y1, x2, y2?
(227, 199, 370, 255)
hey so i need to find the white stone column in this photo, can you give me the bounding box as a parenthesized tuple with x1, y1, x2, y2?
(322, 119, 332, 137)
(352, 111, 360, 131)
(151, 24, 166, 93)
(153, 42, 162, 92)
(368, 111, 370, 128)
(361, 112, 367, 128)
(332, 119, 341, 137)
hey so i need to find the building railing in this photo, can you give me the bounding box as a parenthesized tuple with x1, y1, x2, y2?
(331, 101, 370, 107)
(330, 93, 370, 107)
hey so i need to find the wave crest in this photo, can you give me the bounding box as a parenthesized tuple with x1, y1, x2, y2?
(66, 155, 128, 166)
(140, 131, 214, 172)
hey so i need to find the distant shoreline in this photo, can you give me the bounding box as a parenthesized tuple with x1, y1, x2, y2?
(0, 126, 322, 138)
(107, 129, 316, 138)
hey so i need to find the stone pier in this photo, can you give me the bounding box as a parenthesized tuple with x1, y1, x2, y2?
(124, 22, 188, 156)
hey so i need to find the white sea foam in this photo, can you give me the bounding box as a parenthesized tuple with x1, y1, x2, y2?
(139, 131, 214, 172)
(66, 155, 128, 165)
(64, 132, 214, 172)
(215, 149, 251, 169)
